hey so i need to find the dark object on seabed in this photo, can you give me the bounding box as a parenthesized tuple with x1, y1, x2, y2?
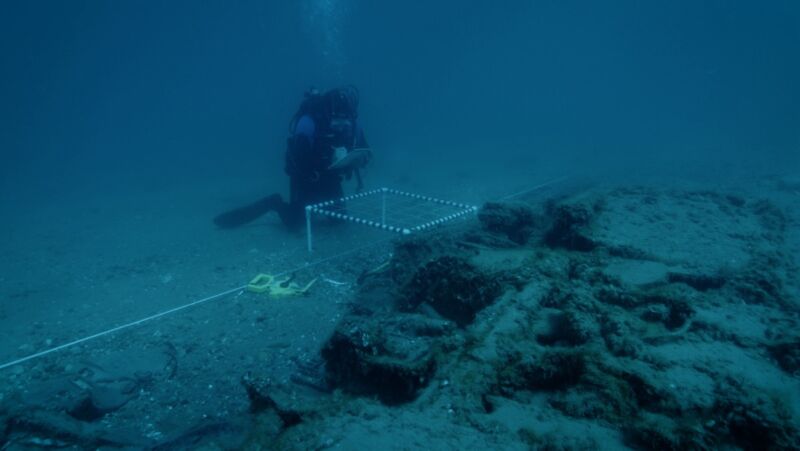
(0, 408, 140, 449)
(667, 272, 726, 291)
(478, 202, 539, 245)
(402, 256, 501, 327)
(321, 315, 440, 405)
(544, 202, 597, 251)
(241, 375, 302, 428)
(767, 340, 800, 375)
(213, 194, 282, 229)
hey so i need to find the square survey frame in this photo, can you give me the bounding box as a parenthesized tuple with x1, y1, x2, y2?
(304, 187, 478, 252)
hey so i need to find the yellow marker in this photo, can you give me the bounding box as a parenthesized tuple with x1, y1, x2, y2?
(247, 273, 317, 297)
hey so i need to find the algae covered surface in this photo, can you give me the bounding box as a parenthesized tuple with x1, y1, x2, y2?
(246, 180, 800, 450)
(2, 178, 799, 450)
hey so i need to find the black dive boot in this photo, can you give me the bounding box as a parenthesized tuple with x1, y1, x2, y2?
(213, 194, 284, 229)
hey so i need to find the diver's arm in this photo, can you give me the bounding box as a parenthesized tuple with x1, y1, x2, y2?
(353, 126, 367, 191)
(285, 115, 316, 176)
(355, 127, 368, 150)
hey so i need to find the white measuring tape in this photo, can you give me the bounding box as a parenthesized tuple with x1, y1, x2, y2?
(0, 235, 399, 371)
(0, 176, 570, 371)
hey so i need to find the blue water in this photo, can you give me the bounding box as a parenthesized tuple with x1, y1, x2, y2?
(2, 1, 798, 206)
(1, 1, 799, 448)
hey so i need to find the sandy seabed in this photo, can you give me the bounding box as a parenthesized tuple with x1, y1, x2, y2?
(1, 167, 799, 450)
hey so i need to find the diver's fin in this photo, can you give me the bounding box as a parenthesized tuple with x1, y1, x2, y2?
(213, 195, 281, 229)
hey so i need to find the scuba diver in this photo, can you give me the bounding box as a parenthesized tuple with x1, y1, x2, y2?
(214, 86, 371, 231)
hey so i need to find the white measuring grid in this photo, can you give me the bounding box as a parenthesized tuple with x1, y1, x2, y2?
(305, 187, 478, 251)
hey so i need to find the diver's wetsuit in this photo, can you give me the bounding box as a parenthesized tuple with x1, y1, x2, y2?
(270, 95, 368, 230)
(212, 88, 368, 231)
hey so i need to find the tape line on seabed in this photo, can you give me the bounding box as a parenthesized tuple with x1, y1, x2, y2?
(0, 175, 569, 371)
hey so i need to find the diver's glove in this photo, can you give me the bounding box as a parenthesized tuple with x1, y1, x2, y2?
(327, 147, 372, 173)
(331, 147, 348, 168)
